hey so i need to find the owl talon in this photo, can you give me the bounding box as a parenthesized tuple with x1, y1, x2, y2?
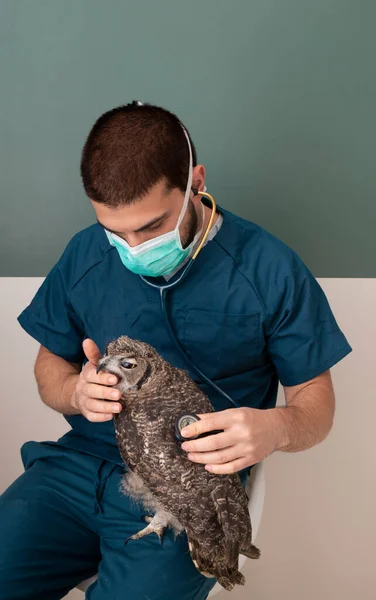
(142, 514, 153, 523)
(124, 521, 166, 545)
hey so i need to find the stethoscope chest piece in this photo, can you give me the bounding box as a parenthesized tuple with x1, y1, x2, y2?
(175, 413, 201, 443)
(175, 412, 223, 443)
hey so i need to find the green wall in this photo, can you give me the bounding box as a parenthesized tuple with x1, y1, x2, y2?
(1, 0, 375, 277)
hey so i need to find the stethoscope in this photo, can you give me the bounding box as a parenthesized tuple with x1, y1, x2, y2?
(139, 190, 241, 443)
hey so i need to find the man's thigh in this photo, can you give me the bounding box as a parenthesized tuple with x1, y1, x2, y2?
(87, 534, 217, 600)
(0, 443, 101, 600)
(87, 467, 218, 600)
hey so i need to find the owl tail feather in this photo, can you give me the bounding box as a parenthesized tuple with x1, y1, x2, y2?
(215, 568, 246, 592)
(210, 484, 241, 569)
(188, 535, 246, 591)
(241, 542, 261, 559)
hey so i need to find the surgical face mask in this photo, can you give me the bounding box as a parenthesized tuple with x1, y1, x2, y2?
(104, 127, 205, 278)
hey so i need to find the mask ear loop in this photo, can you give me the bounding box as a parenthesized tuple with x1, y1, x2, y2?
(177, 127, 194, 229)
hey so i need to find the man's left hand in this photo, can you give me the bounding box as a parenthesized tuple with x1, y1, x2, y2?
(180, 407, 285, 474)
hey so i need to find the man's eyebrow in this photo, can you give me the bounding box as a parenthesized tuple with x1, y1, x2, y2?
(134, 212, 170, 232)
(96, 219, 123, 235)
(96, 212, 170, 235)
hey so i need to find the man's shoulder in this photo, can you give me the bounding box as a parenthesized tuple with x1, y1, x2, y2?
(55, 223, 111, 288)
(220, 208, 315, 317)
(62, 222, 107, 253)
(219, 207, 302, 271)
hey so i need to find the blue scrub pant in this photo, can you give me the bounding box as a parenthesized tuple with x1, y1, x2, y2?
(0, 441, 223, 600)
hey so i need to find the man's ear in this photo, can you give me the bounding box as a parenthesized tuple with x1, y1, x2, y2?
(192, 164, 206, 193)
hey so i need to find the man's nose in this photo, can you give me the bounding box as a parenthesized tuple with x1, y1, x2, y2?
(126, 233, 148, 247)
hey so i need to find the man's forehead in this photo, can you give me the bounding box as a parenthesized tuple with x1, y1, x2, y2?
(91, 184, 181, 233)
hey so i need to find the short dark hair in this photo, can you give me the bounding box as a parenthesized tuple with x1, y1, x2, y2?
(80, 101, 197, 207)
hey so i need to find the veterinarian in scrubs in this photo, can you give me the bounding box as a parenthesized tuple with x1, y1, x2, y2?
(0, 102, 352, 600)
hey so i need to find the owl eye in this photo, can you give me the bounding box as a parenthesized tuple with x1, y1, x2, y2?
(121, 359, 136, 369)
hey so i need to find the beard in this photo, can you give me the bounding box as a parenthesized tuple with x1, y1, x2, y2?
(181, 199, 200, 249)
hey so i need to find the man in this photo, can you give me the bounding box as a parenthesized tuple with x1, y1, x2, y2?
(0, 102, 351, 600)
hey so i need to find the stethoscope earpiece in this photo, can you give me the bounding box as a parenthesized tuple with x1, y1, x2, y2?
(191, 186, 208, 197)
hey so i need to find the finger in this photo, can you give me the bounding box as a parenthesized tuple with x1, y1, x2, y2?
(83, 339, 102, 367)
(180, 411, 231, 438)
(196, 408, 234, 419)
(86, 398, 122, 414)
(86, 383, 121, 402)
(84, 411, 114, 423)
(97, 370, 118, 386)
(85, 366, 118, 387)
(195, 410, 231, 419)
(187, 446, 240, 465)
(181, 432, 232, 453)
(205, 457, 249, 475)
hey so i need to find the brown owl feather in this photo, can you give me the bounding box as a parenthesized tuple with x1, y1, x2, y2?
(97, 335, 260, 591)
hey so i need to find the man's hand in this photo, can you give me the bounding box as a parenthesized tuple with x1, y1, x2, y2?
(71, 339, 122, 422)
(179, 372, 335, 474)
(180, 407, 283, 474)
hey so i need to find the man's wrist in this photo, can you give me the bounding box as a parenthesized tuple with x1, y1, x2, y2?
(62, 373, 80, 415)
(269, 407, 292, 451)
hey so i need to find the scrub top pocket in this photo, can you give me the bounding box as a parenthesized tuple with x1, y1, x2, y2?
(181, 309, 265, 380)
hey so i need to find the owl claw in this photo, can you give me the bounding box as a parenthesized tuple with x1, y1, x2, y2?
(124, 518, 166, 545)
(141, 514, 153, 523)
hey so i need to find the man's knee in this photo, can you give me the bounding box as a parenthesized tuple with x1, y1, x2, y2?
(0, 493, 99, 600)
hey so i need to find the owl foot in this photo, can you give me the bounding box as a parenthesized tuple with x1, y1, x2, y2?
(124, 514, 166, 545)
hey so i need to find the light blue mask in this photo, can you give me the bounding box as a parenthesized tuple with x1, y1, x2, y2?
(105, 126, 204, 278)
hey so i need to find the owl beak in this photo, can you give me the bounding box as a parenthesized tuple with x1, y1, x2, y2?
(96, 362, 107, 375)
(96, 358, 122, 382)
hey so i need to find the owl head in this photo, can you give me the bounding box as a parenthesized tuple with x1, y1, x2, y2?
(96, 335, 163, 397)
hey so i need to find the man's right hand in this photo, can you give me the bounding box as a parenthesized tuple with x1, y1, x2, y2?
(71, 339, 122, 422)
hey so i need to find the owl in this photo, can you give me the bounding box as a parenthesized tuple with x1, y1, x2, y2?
(97, 335, 260, 591)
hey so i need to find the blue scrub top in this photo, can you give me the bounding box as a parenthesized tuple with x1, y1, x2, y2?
(18, 205, 352, 468)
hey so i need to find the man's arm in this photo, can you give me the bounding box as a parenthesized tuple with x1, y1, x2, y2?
(273, 370, 335, 452)
(34, 345, 81, 415)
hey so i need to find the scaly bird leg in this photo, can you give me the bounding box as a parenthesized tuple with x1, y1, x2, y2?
(124, 513, 169, 545)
